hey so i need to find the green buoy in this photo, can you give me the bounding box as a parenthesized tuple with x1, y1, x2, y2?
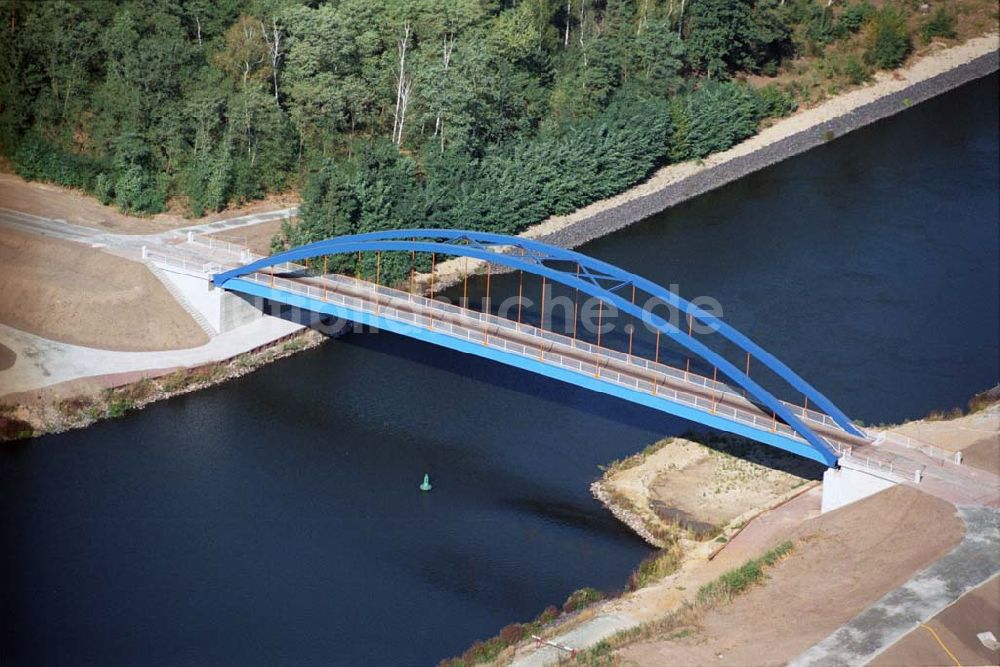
(419, 473, 432, 492)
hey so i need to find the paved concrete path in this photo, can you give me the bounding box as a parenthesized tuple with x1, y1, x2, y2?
(0, 205, 298, 251)
(0, 206, 133, 245)
(0, 318, 302, 397)
(175, 207, 298, 236)
(788, 505, 1000, 666)
(511, 613, 639, 667)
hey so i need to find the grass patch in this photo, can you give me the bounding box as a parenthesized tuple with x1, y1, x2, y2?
(600, 438, 674, 474)
(563, 587, 605, 613)
(696, 541, 794, 607)
(924, 385, 999, 421)
(568, 541, 796, 664)
(968, 385, 1000, 414)
(626, 545, 683, 592)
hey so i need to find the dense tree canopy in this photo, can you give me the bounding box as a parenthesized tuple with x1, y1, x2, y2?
(0, 0, 920, 273)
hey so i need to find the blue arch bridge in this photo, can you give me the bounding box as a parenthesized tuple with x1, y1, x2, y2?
(213, 229, 874, 468)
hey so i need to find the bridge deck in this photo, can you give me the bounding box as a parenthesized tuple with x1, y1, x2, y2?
(224, 265, 876, 464)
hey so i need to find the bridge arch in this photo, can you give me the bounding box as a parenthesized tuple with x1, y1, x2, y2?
(214, 230, 862, 466)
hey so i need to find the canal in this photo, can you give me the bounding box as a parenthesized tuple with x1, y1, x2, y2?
(2, 73, 997, 666)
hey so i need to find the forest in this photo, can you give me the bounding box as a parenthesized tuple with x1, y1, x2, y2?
(0, 0, 959, 277)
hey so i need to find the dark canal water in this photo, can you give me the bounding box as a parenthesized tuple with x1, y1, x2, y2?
(2, 73, 997, 666)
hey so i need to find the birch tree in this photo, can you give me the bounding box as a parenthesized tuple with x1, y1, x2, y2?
(262, 17, 282, 103)
(391, 21, 411, 146)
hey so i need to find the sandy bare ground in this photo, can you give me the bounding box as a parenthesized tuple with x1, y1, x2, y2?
(592, 437, 823, 548)
(0, 228, 208, 351)
(626, 438, 820, 533)
(892, 404, 1000, 476)
(870, 575, 999, 667)
(0, 172, 299, 235)
(962, 435, 1000, 477)
(617, 486, 964, 667)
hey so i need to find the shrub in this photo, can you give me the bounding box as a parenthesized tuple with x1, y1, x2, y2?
(671, 81, 765, 161)
(11, 132, 104, 191)
(844, 55, 871, 85)
(114, 165, 165, 214)
(968, 385, 1000, 413)
(757, 84, 798, 117)
(105, 398, 134, 418)
(0, 412, 35, 440)
(802, 3, 837, 51)
(94, 172, 115, 205)
(57, 396, 94, 419)
(498, 623, 525, 644)
(920, 8, 956, 42)
(863, 7, 912, 70)
(116, 378, 155, 404)
(562, 587, 604, 613)
(835, 1, 875, 37)
(538, 605, 560, 624)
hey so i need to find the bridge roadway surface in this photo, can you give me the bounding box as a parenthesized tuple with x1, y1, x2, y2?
(250, 266, 865, 452)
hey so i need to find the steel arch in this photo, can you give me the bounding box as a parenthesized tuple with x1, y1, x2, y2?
(214, 230, 861, 466)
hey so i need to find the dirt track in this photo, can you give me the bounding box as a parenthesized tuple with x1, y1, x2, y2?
(0, 228, 208, 351)
(618, 486, 964, 666)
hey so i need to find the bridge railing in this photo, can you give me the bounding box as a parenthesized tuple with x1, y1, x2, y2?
(874, 430, 961, 465)
(145, 249, 220, 277)
(236, 270, 848, 453)
(186, 235, 248, 257)
(840, 451, 921, 484)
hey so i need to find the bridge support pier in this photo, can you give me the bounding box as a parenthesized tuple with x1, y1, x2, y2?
(821, 465, 896, 514)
